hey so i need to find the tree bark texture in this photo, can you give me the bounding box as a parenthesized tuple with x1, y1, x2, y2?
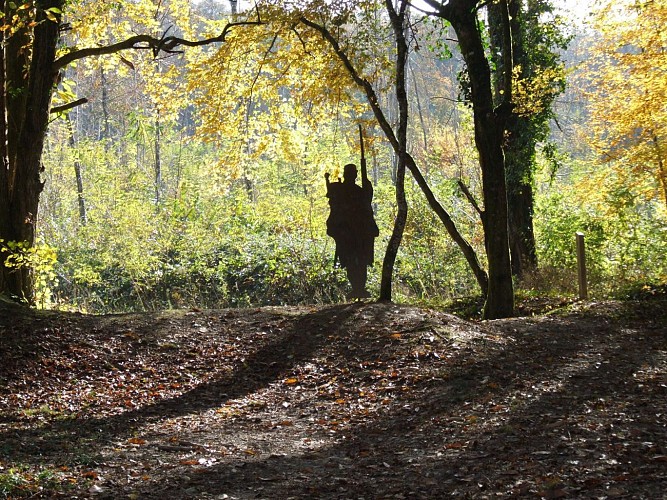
(0, 1, 62, 302)
(379, 0, 409, 301)
(489, 0, 538, 277)
(447, 1, 514, 319)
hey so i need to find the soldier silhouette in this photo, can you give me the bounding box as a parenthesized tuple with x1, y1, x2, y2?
(325, 129, 379, 299)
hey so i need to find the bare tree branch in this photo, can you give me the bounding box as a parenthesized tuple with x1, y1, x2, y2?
(299, 16, 400, 152)
(50, 98, 89, 114)
(53, 19, 263, 72)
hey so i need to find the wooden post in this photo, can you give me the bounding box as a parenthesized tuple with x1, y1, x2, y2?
(576, 232, 588, 300)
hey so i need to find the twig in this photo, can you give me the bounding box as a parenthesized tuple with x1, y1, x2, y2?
(457, 179, 483, 217)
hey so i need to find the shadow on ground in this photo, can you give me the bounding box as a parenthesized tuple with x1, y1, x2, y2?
(1, 297, 666, 498)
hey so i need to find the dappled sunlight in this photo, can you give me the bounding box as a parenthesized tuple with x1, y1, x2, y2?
(2, 298, 665, 496)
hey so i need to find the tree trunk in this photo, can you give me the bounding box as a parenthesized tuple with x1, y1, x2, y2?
(406, 154, 489, 295)
(5, 4, 30, 173)
(489, 0, 538, 277)
(381, 158, 407, 301)
(652, 134, 667, 211)
(448, 1, 514, 319)
(65, 114, 87, 224)
(379, 0, 409, 301)
(0, 0, 62, 302)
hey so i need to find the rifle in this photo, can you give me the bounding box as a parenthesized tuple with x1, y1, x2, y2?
(358, 123, 368, 185)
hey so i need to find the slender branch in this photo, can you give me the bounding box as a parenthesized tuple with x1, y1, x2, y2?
(50, 98, 89, 114)
(457, 179, 483, 217)
(290, 25, 312, 57)
(431, 95, 465, 103)
(249, 33, 279, 101)
(299, 16, 400, 152)
(245, 33, 279, 134)
(552, 115, 563, 132)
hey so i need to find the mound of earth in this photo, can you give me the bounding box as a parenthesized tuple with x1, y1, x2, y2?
(1, 295, 666, 498)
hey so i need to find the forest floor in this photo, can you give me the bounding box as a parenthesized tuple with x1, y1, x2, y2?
(1, 291, 666, 499)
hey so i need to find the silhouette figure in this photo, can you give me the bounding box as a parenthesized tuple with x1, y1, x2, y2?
(325, 162, 379, 299)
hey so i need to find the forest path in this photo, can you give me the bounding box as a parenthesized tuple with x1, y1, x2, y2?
(1, 295, 666, 498)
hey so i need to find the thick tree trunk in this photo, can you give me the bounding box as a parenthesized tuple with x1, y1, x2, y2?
(5, 6, 30, 173)
(449, 2, 514, 319)
(0, 1, 62, 302)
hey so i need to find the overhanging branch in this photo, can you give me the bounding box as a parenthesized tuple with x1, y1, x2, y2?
(299, 16, 400, 152)
(53, 18, 263, 72)
(457, 179, 483, 217)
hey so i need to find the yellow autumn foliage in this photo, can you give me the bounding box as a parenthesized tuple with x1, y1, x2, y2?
(586, 0, 667, 208)
(186, 1, 390, 171)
